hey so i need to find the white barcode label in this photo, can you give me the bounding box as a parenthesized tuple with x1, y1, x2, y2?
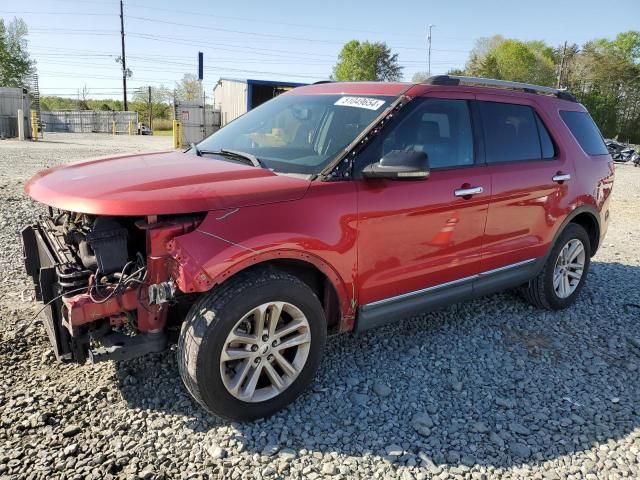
(334, 96, 385, 110)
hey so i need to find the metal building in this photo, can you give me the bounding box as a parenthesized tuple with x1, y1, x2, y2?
(0, 87, 32, 139)
(212, 78, 306, 126)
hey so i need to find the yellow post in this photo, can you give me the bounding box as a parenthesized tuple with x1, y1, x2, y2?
(173, 120, 182, 149)
(31, 110, 38, 141)
(128, 120, 133, 135)
(112, 120, 116, 135)
(172, 120, 177, 148)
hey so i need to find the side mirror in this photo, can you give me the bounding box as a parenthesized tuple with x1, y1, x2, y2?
(362, 150, 430, 180)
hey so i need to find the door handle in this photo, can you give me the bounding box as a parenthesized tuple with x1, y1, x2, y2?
(454, 186, 484, 197)
(552, 173, 571, 183)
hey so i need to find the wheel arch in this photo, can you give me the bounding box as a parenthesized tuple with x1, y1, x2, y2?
(553, 205, 601, 257)
(205, 252, 354, 333)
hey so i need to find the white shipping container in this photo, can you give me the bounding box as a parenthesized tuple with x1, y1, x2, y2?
(0, 87, 32, 139)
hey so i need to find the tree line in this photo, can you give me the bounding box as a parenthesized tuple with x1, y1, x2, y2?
(336, 33, 640, 143)
(454, 32, 640, 142)
(2, 15, 638, 142)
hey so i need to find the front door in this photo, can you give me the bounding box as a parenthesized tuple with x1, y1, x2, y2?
(355, 93, 490, 307)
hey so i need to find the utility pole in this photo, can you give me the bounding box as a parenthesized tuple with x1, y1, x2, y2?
(148, 86, 152, 128)
(427, 24, 434, 77)
(556, 40, 567, 89)
(120, 0, 128, 111)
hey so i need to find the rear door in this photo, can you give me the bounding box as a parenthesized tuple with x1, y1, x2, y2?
(475, 95, 573, 271)
(355, 91, 491, 306)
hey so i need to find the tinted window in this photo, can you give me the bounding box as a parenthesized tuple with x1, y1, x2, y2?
(197, 94, 392, 174)
(535, 114, 555, 159)
(560, 111, 608, 155)
(372, 99, 474, 169)
(479, 102, 541, 162)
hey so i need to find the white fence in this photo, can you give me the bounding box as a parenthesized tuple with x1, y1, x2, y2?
(41, 111, 138, 133)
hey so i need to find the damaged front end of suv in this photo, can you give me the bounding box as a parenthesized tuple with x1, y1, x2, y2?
(22, 210, 202, 364)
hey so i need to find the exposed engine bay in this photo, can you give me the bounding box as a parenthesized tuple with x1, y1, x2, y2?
(22, 210, 202, 364)
(44, 212, 143, 298)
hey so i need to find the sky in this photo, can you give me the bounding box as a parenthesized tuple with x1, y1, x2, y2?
(2, 0, 639, 101)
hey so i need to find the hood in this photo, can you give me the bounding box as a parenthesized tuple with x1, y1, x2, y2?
(24, 151, 311, 216)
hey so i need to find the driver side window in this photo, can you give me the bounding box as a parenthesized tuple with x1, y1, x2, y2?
(364, 98, 474, 170)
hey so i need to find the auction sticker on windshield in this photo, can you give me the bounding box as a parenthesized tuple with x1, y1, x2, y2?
(334, 97, 386, 110)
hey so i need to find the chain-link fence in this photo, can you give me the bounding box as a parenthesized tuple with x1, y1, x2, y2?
(41, 111, 138, 133)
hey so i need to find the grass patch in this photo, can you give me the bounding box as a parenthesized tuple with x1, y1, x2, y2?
(153, 118, 173, 130)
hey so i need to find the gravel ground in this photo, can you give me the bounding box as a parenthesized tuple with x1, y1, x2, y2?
(0, 133, 639, 480)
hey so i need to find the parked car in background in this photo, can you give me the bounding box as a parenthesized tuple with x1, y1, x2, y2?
(137, 122, 152, 135)
(22, 76, 613, 421)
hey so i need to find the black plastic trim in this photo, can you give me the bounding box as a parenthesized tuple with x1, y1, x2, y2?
(422, 75, 577, 102)
(557, 91, 577, 102)
(357, 280, 472, 332)
(356, 259, 540, 332)
(424, 75, 461, 86)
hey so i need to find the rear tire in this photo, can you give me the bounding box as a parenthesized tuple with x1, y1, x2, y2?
(177, 269, 326, 421)
(522, 223, 591, 310)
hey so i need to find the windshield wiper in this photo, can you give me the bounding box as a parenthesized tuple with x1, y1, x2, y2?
(217, 149, 264, 168)
(189, 143, 202, 156)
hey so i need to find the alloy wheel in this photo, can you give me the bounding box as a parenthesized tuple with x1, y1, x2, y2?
(220, 301, 311, 402)
(553, 238, 586, 299)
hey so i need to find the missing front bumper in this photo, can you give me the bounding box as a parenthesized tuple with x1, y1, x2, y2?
(21, 224, 77, 362)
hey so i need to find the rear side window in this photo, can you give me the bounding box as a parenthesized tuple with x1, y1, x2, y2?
(479, 102, 544, 163)
(560, 111, 608, 155)
(535, 114, 555, 159)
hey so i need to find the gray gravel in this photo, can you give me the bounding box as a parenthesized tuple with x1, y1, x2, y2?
(1, 133, 639, 479)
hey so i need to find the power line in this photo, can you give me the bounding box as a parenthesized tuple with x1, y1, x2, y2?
(2, 4, 433, 40)
(34, 56, 460, 70)
(124, 2, 416, 38)
(1, 10, 114, 16)
(23, 23, 471, 54)
(125, 15, 467, 53)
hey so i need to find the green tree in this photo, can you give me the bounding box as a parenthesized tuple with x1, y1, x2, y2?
(132, 85, 172, 104)
(333, 40, 402, 81)
(567, 32, 640, 141)
(131, 85, 173, 122)
(465, 36, 555, 86)
(0, 18, 34, 87)
(175, 74, 201, 102)
(465, 35, 506, 75)
(411, 71, 430, 82)
(610, 31, 640, 62)
(493, 40, 542, 83)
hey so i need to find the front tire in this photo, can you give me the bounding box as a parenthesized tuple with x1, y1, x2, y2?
(523, 223, 591, 310)
(177, 269, 326, 421)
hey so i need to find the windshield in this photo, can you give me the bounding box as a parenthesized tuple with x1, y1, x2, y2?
(197, 94, 393, 174)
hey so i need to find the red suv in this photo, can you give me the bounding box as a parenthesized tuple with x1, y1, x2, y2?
(22, 76, 614, 420)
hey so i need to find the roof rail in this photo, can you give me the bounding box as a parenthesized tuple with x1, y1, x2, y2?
(424, 75, 577, 102)
(313, 80, 333, 85)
